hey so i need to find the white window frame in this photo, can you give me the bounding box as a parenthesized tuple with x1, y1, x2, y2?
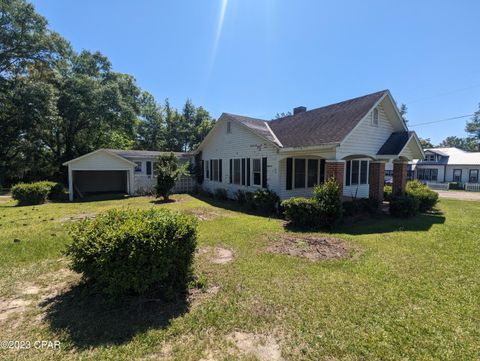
(134, 161, 142, 173)
(345, 159, 369, 186)
(453, 169, 462, 182)
(469, 169, 479, 183)
(372, 108, 379, 127)
(252, 158, 261, 186)
(290, 157, 323, 189)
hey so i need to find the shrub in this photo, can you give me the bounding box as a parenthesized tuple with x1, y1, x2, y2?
(235, 189, 247, 205)
(342, 198, 379, 217)
(214, 188, 228, 200)
(250, 189, 279, 215)
(11, 182, 50, 205)
(406, 180, 439, 212)
(384, 185, 393, 201)
(389, 194, 420, 218)
(281, 197, 321, 228)
(155, 153, 189, 201)
(67, 208, 197, 297)
(312, 179, 343, 228)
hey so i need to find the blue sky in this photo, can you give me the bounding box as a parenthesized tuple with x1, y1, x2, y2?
(32, 0, 480, 144)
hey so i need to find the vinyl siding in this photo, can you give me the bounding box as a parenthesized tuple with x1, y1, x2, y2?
(201, 120, 279, 197)
(69, 151, 133, 171)
(337, 104, 397, 159)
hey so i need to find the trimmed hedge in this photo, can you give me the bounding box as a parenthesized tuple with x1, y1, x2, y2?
(248, 189, 279, 215)
(281, 197, 321, 228)
(312, 179, 343, 228)
(214, 188, 228, 200)
(11, 181, 65, 205)
(343, 198, 379, 217)
(389, 194, 420, 218)
(67, 208, 197, 297)
(406, 180, 439, 212)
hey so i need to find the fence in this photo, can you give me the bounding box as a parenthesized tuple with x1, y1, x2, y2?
(171, 175, 196, 194)
(133, 174, 197, 195)
(425, 182, 449, 191)
(465, 183, 480, 192)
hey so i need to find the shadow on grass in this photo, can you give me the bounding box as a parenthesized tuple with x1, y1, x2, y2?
(150, 198, 177, 205)
(41, 281, 189, 348)
(73, 192, 131, 203)
(189, 193, 280, 219)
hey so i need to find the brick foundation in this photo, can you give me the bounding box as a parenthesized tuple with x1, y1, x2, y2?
(393, 161, 408, 195)
(325, 161, 345, 196)
(369, 162, 385, 202)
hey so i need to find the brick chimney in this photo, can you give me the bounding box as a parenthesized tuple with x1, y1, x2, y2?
(293, 106, 307, 115)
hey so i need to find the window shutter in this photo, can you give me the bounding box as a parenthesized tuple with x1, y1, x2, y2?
(201, 160, 204, 181)
(241, 158, 246, 185)
(286, 158, 292, 190)
(246, 158, 251, 186)
(262, 157, 267, 188)
(229, 159, 233, 183)
(210, 160, 213, 180)
(345, 161, 351, 186)
(320, 159, 326, 183)
(219, 159, 222, 182)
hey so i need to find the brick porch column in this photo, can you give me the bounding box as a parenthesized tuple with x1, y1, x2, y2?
(393, 161, 408, 195)
(369, 161, 385, 202)
(325, 160, 345, 196)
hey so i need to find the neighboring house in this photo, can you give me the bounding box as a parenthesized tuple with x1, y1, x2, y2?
(63, 149, 193, 200)
(413, 147, 480, 184)
(195, 90, 424, 201)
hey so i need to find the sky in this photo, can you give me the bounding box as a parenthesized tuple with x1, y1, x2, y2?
(31, 0, 480, 144)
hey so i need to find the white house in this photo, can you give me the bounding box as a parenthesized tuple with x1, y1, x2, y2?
(196, 90, 424, 201)
(63, 149, 192, 200)
(413, 147, 480, 185)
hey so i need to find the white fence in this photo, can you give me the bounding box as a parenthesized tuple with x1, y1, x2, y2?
(465, 183, 480, 192)
(425, 182, 449, 191)
(133, 174, 196, 195)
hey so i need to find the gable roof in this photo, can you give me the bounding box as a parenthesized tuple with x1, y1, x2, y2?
(222, 90, 391, 149)
(106, 149, 189, 159)
(377, 131, 415, 155)
(422, 147, 480, 165)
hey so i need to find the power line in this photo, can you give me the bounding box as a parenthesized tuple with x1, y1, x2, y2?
(409, 114, 474, 128)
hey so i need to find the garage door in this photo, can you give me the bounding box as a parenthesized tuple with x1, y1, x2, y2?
(74, 170, 128, 194)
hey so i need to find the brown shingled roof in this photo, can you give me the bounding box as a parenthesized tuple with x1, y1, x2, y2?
(227, 90, 388, 149)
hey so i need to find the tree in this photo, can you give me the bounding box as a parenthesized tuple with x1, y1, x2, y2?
(419, 137, 434, 149)
(399, 103, 408, 125)
(136, 92, 165, 150)
(465, 104, 480, 150)
(155, 153, 189, 201)
(438, 136, 477, 151)
(274, 111, 292, 119)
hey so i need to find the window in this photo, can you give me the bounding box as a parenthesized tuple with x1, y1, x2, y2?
(346, 160, 369, 185)
(372, 108, 379, 126)
(253, 158, 261, 185)
(424, 154, 436, 162)
(134, 161, 142, 173)
(417, 168, 438, 182)
(146, 161, 152, 176)
(294, 159, 306, 188)
(226, 122, 231, 133)
(469, 169, 479, 183)
(233, 159, 241, 184)
(453, 169, 462, 182)
(212, 159, 219, 181)
(307, 159, 318, 187)
(360, 160, 368, 184)
(205, 160, 209, 179)
(351, 160, 359, 185)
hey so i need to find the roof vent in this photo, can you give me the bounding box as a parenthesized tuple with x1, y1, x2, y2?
(293, 106, 307, 115)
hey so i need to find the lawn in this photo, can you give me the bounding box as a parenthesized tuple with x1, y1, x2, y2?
(0, 194, 479, 360)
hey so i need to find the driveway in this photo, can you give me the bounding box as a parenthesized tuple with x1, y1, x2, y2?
(435, 190, 480, 201)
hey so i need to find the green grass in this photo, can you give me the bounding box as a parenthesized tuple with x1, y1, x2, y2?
(1, 194, 479, 360)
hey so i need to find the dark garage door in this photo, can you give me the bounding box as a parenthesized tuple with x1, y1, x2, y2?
(74, 170, 127, 195)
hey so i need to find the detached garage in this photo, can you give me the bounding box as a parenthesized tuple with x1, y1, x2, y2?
(63, 149, 135, 201)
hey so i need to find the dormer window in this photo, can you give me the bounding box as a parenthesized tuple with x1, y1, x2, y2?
(227, 122, 231, 134)
(424, 154, 436, 162)
(372, 108, 379, 126)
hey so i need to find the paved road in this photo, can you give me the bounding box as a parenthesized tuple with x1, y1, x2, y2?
(435, 190, 480, 201)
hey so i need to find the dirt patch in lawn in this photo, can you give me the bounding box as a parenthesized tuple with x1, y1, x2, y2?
(57, 213, 97, 223)
(185, 208, 223, 221)
(227, 331, 284, 361)
(198, 247, 234, 264)
(0, 298, 32, 321)
(188, 285, 220, 308)
(266, 235, 350, 261)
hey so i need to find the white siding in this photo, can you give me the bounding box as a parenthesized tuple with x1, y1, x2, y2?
(337, 104, 400, 159)
(69, 151, 133, 171)
(201, 120, 279, 197)
(414, 165, 445, 182)
(444, 165, 480, 183)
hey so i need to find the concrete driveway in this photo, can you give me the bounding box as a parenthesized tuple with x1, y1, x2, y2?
(435, 190, 480, 201)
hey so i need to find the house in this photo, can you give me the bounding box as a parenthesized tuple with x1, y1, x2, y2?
(413, 147, 480, 185)
(63, 149, 193, 200)
(195, 90, 424, 201)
